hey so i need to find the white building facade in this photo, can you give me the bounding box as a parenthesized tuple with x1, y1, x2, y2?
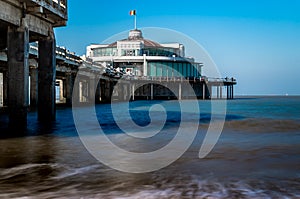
(86, 29, 203, 78)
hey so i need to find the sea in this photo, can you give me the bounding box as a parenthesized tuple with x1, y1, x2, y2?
(0, 96, 299, 199)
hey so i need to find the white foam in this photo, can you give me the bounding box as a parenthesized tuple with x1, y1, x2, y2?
(0, 163, 59, 179)
(51, 164, 100, 179)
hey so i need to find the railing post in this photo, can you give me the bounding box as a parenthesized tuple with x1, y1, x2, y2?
(58, 0, 61, 9)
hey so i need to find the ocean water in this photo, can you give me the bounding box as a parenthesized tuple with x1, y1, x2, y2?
(0, 96, 299, 198)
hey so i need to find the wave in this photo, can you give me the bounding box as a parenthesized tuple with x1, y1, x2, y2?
(0, 163, 60, 180)
(2, 176, 297, 199)
(0, 163, 300, 198)
(51, 164, 100, 179)
(0, 163, 101, 180)
(222, 118, 300, 133)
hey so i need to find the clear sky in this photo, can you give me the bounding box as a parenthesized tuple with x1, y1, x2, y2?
(55, 0, 300, 95)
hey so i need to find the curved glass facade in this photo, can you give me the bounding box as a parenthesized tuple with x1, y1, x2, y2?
(143, 48, 179, 57)
(147, 62, 201, 78)
(93, 48, 117, 57)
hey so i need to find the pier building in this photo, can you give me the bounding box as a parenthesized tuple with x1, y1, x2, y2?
(86, 29, 203, 78)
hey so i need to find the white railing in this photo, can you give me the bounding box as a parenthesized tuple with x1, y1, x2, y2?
(29, 43, 81, 65)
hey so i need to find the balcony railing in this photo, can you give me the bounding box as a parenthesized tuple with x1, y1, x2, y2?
(29, 0, 68, 22)
(29, 43, 81, 65)
(50, 0, 67, 12)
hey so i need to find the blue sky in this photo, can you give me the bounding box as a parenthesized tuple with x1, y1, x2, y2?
(55, 0, 300, 95)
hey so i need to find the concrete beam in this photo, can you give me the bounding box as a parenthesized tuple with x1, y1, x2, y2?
(0, 0, 60, 36)
(26, 14, 52, 36)
(0, 0, 22, 26)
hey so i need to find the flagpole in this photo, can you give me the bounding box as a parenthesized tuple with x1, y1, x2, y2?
(130, 10, 137, 29)
(134, 14, 137, 30)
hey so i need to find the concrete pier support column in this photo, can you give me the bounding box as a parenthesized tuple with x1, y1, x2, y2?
(178, 83, 182, 100)
(99, 79, 106, 102)
(220, 86, 223, 99)
(80, 80, 88, 102)
(227, 85, 231, 99)
(30, 67, 38, 108)
(2, 70, 8, 106)
(38, 31, 56, 121)
(132, 83, 135, 101)
(65, 73, 74, 106)
(150, 83, 154, 100)
(95, 78, 101, 104)
(202, 83, 206, 100)
(123, 84, 128, 101)
(226, 85, 229, 99)
(101, 80, 112, 103)
(0, 73, 3, 106)
(7, 24, 29, 129)
(208, 85, 212, 99)
(88, 77, 96, 103)
(59, 80, 64, 103)
(117, 83, 124, 101)
(72, 76, 80, 105)
(110, 81, 115, 102)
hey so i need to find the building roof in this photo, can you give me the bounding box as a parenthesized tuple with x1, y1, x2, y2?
(107, 29, 162, 48)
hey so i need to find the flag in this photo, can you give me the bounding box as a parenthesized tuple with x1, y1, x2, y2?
(129, 10, 136, 16)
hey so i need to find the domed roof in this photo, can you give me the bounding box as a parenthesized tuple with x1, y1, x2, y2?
(108, 29, 162, 48)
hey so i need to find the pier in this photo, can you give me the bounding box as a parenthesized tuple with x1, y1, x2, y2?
(0, 0, 236, 130)
(0, 0, 67, 129)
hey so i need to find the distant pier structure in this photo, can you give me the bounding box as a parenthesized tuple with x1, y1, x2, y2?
(83, 29, 236, 101)
(0, 5, 236, 130)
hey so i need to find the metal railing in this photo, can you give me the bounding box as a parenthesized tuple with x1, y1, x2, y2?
(29, 43, 81, 65)
(206, 77, 237, 83)
(116, 75, 236, 84)
(30, 0, 67, 19)
(45, 0, 67, 12)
